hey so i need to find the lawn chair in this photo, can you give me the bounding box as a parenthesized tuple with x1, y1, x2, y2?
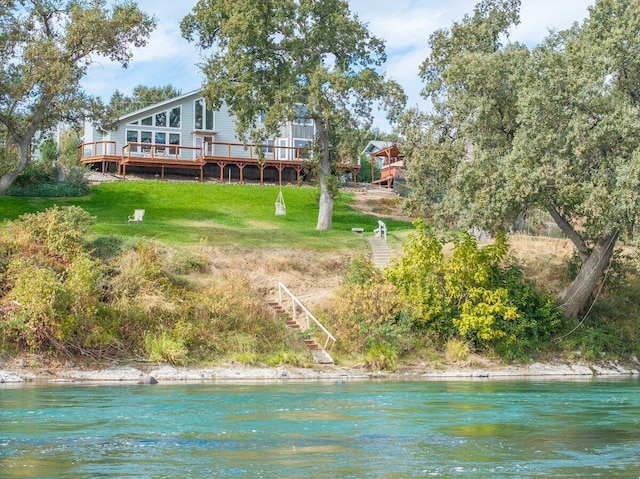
(128, 209, 145, 223)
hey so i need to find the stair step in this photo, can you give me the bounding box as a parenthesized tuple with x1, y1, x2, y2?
(311, 349, 333, 364)
(265, 292, 334, 365)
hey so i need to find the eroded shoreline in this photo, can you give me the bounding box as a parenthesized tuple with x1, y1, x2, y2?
(1, 360, 639, 385)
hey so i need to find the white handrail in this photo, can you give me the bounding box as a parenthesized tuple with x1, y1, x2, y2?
(277, 282, 336, 351)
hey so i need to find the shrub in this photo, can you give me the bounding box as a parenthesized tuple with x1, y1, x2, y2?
(264, 350, 307, 367)
(144, 332, 187, 365)
(444, 338, 470, 362)
(8, 205, 94, 263)
(385, 219, 563, 359)
(364, 342, 398, 371)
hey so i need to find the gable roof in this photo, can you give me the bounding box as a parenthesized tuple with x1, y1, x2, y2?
(117, 88, 203, 123)
(361, 140, 393, 156)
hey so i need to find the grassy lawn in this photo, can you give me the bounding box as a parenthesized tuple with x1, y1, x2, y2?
(0, 182, 413, 250)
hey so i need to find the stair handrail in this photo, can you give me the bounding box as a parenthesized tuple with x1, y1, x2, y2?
(277, 282, 336, 351)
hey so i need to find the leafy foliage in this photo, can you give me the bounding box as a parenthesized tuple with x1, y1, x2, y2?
(386, 220, 563, 357)
(319, 255, 410, 356)
(0, 0, 155, 194)
(0, 206, 300, 363)
(324, 219, 563, 361)
(400, 0, 640, 318)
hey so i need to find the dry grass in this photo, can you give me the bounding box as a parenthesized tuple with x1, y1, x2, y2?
(167, 191, 576, 313)
(508, 235, 574, 294)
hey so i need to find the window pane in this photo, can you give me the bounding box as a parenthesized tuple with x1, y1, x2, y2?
(170, 107, 181, 128)
(205, 107, 214, 130)
(141, 116, 152, 126)
(194, 99, 203, 130)
(169, 133, 180, 154)
(126, 130, 138, 152)
(155, 112, 166, 127)
(141, 131, 152, 143)
(155, 132, 166, 144)
(279, 139, 287, 159)
(261, 139, 274, 154)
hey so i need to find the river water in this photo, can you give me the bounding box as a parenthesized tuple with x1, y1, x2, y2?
(1, 379, 639, 478)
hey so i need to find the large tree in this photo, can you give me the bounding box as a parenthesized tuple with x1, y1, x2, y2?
(0, 0, 155, 195)
(401, 0, 640, 318)
(181, 0, 405, 230)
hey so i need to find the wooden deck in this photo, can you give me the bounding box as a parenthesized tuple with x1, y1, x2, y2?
(370, 144, 404, 189)
(80, 141, 360, 184)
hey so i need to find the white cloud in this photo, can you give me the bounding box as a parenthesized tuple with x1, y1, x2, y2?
(80, 0, 595, 129)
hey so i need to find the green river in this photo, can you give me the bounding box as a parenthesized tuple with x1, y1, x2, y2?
(1, 379, 639, 478)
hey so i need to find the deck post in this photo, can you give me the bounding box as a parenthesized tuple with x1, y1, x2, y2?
(239, 162, 245, 184)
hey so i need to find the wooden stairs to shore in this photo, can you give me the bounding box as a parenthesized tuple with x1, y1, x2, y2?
(267, 285, 335, 365)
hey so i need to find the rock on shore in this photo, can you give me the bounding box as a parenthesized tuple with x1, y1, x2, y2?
(1, 360, 639, 384)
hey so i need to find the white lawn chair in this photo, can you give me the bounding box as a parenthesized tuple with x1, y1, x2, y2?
(374, 220, 387, 242)
(128, 209, 145, 223)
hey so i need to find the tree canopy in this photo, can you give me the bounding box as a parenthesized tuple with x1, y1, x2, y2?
(181, 0, 405, 229)
(0, 0, 155, 195)
(400, 0, 640, 318)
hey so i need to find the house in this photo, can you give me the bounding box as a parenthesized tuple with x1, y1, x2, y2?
(360, 140, 405, 189)
(81, 89, 318, 184)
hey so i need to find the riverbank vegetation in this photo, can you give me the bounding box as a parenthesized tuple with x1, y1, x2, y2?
(0, 182, 638, 370)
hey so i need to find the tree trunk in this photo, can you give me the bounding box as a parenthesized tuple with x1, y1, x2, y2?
(315, 121, 333, 231)
(0, 141, 30, 195)
(558, 230, 619, 318)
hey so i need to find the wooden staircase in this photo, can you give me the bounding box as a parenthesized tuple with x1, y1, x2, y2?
(267, 284, 335, 365)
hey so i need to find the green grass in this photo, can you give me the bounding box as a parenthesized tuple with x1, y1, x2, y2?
(0, 182, 413, 250)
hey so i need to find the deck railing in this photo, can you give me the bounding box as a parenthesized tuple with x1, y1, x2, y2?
(79, 140, 313, 162)
(81, 140, 117, 158)
(277, 282, 336, 352)
(205, 141, 312, 162)
(121, 142, 203, 160)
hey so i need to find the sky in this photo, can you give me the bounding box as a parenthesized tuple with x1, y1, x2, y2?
(81, 0, 595, 132)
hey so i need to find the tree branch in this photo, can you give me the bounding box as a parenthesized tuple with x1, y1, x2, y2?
(547, 202, 589, 261)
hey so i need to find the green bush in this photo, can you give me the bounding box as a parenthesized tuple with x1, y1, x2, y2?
(7, 181, 89, 197)
(384, 219, 563, 359)
(144, 331, 188, 365)
(9, 139, 89, 197)
(364, 342, 398, 371)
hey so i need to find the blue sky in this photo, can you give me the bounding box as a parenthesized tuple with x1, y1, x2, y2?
(81, 0, 595, 131)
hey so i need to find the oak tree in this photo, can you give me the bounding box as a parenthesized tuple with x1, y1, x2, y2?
(181, 0, 405, 230)
(0, 0, 155, 195)
(401, 0, 640, 318)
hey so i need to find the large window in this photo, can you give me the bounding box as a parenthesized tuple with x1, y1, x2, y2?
(194, 98, 215, 131)
(169, 133, 180, 154)
(278, 139, 287, 159)
(126, 129, 181, 156)
(155, 112, 166, 127)
(293, 104, 313, 126)
(129, 106, 181, 129)
(126, 130, 138, 152)
(170, 107, 181, 128)
(261, 139, 274, 155)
